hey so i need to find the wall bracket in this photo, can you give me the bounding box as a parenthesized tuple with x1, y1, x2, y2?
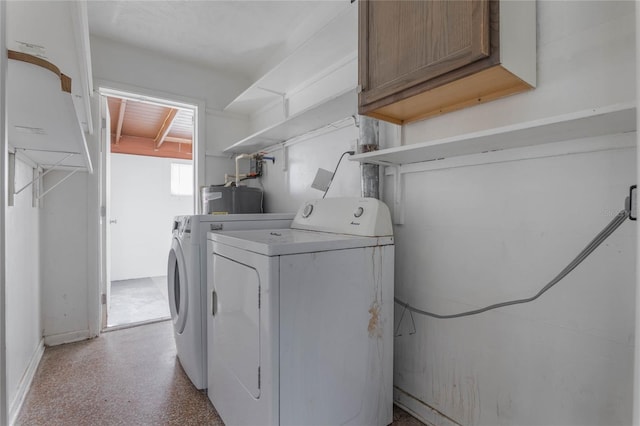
(12, 149, 80, 200)
(36, 169, 80, 200)
(257, 87, 289, 119)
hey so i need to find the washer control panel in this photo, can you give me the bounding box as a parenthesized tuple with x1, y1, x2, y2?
(172, 216, 187, 236)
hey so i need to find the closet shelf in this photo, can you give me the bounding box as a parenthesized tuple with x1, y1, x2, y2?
(223, 88, 357, 155)
(7, 51, 92, 172)
(7, 1, 94, 136)
(350, 103, 637, 166)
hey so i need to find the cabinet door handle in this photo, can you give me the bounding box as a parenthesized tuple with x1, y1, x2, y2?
(211, 291, 217, 317)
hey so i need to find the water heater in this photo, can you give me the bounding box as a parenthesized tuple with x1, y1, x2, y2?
(200, 186, 263, 215)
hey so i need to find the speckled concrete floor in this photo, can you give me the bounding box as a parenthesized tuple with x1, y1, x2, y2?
(17, 321, 425, 426)
(16, 321, 221, 426)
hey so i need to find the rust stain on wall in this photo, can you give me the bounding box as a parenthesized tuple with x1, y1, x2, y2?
(368, 301, 382, 338)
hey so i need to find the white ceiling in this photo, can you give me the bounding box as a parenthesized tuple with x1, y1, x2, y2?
(87, 1, 350, 80)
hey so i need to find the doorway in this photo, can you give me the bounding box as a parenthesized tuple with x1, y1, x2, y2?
(98, 88, 197, 330)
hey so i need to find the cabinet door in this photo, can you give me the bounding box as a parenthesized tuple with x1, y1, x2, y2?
(359, 0, 490, 106)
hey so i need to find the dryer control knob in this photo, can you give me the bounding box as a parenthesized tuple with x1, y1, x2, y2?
(353, 207, 364, 218)
(302, 204, 314, 218)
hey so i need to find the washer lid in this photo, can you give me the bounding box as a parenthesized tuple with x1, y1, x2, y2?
(210, 228, 393, 256)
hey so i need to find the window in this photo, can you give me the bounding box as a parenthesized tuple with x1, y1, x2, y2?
(171, 163, 193, 196)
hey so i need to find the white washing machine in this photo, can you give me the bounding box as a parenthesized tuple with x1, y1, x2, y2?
(167, 213, 294, 390)
(206, 198, 394, 425)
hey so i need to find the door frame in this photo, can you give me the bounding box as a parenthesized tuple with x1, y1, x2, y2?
(91, 80, 204, 333)
(0, 2, 8, 424)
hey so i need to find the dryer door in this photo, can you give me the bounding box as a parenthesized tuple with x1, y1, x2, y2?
(213, 254, 260, 398)
(168, 237, 188, 334)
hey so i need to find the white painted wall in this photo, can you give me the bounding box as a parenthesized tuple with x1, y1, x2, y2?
(37, 35, 251, 337)
(110, 154, 192, 281)
(387, 3, 637, 424)
(204, 111, 248, 189)
(37, 31, 251, 345)
(89, 35, 250, 206)
(89, 35, 248, 183)
(388, 140, 635, 425)
(252, 1, 637, 425)
(41, 170, 90, 346)
(90, 36, 247, 111)
(5, 156, 41, 418)
(257, 121, 362, 213)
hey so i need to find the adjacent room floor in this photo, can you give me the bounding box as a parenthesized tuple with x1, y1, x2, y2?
(108, 276, 170, 328)
(16, 321, 425, 425)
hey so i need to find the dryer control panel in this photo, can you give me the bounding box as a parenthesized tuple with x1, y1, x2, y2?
(292, 197, 393, 237)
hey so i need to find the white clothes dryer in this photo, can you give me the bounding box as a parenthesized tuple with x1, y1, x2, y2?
(168, 213, 294, 390)
(207, 198, 394, 425)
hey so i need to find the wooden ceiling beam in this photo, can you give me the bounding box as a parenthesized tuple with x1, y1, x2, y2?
(164, 136, 192, 144)
(154, 108, 179, 150)
(112, 135, 192, 160)
(115, 99, 127, 146)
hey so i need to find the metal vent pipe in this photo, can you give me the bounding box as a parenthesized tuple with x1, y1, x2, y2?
(357, 115, 380, 199)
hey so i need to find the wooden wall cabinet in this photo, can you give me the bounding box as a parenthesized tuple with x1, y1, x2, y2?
(358, 0, 536, 124)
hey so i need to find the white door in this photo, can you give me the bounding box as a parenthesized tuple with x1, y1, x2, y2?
(99, 95, 112, 329)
